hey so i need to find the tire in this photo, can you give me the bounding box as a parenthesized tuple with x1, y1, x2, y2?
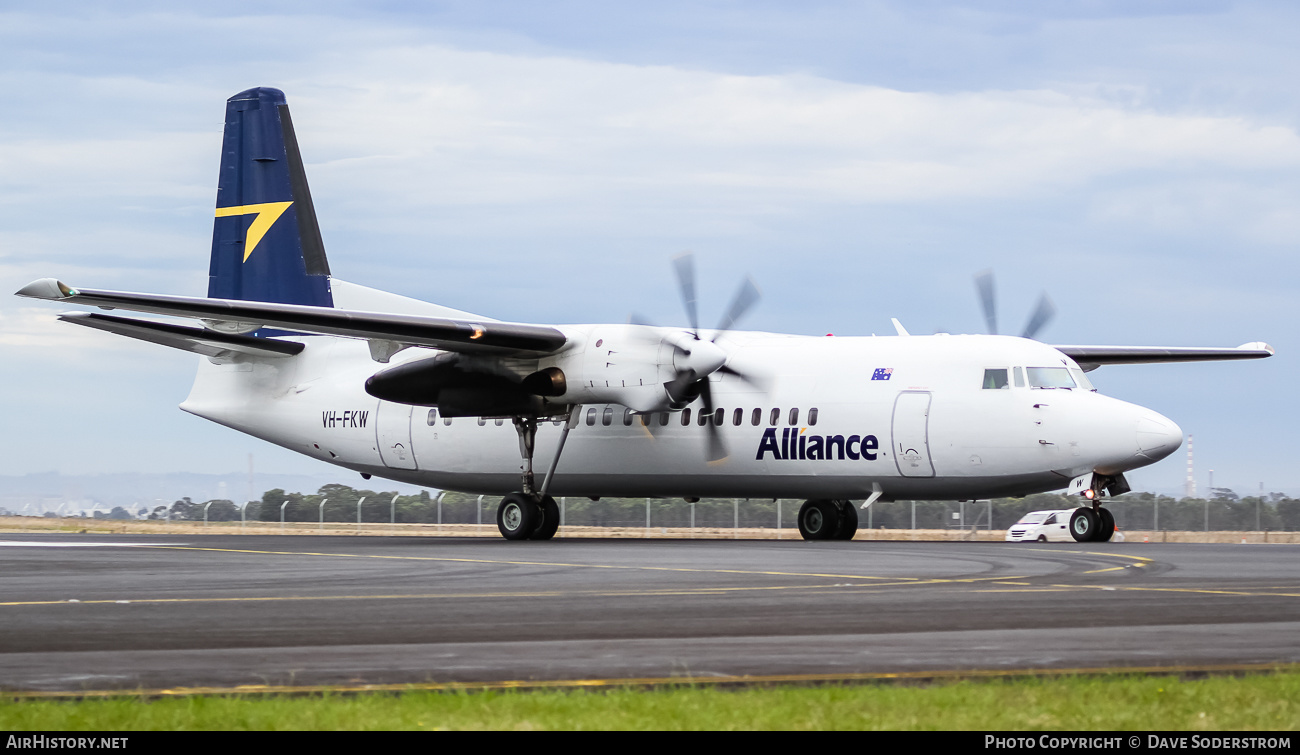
(1036, 535, 1047, 543)
(1096, 507, 1115, 542)
(530, 495, 560, 540)
(833, 500, 858, 540)
(798, 500, 840, 541)
(1069, 507, 1099, 542)
(497, 493, 540, 541)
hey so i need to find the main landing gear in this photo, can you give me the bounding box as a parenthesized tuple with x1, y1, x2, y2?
(1069, 504, 1116, 542)
(496, 491, 561, 541)
(496, 408, 577, 541)
(797, 499, 858, 541)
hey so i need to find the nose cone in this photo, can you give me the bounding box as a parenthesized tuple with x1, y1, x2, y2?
(1136, 411, 1183, 462)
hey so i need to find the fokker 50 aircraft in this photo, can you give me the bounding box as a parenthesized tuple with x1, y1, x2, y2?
(18, 88, 1274, 542)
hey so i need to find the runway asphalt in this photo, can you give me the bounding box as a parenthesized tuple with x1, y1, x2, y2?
(0, 533, 1297, 693)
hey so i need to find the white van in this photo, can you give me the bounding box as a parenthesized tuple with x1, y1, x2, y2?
(1006, 509, 1125, 543)
(1005, 509, 1074, 542)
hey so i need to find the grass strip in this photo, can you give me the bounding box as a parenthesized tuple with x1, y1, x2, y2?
(2, 671, 1299, 730)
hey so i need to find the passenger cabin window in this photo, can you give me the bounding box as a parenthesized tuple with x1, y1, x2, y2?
(602, 407, 614, 426)
(642, 413, 653, 427)
(659, 412, 670, 426)
(697, 410, 709, 426)
(769, 408, 780, 426)
(982, 368, 1009, 389)
(808, 408, 819, 426)
(586, 407, 597, 426)
(714, 408, 724, 425)
(623, 408, 634, 426)
(496, 418, 504, 426)
(751, 408, 761, 426)
(788, 408, 799, 426)
(443, 416, 453, 426)
(681, 408, 692, 425)
(477, 417, 486, 426)
(1027, 367, 1076, 389)
(732, 408, 743, 426)
(427, 409, 438, 426)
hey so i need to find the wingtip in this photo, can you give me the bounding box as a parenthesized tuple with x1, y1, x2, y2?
(1238, 342, 1275, 356)
(15, 278, 75, 300)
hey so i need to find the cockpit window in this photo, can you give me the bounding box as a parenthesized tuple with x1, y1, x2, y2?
(1013, 366, 1025, 388)
(982, 368, 1009, 389)
(1026, 367, 1076, 389)
(1068, 367, 1095, 391)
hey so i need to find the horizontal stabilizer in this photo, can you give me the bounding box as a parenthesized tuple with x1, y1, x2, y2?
(18, 279, 567, 356)
(58, 312, 304, 359)
(1055, 342, 1275, 371)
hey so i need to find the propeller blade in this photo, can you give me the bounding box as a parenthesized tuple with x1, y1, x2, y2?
(713, 275, 760, 336)
(1021, 293, 1057, 340)
(638, 411, 664, 440)
(628, 312, 658, 328)
(718, 363, 771, 392)
(672, 252, 700, 338)
(974, 269, 998, 335)
(698, 380, 727, 463)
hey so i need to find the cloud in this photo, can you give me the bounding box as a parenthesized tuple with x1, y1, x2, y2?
(1088, 180, 1300, 246)
(259, 46, 1300, 242)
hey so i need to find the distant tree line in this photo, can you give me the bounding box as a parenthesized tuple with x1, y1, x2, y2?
(126, 485, 1300, 532)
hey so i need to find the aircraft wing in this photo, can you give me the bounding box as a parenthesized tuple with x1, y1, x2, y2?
(1054, 343, 1274, 371)
(59, 312, 305, 359)
(16, 278, 567, 356)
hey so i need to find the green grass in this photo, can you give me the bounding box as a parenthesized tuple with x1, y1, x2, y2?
(3, 672, 1299, 730)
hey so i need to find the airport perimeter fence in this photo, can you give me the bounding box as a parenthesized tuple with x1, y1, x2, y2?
(86, 485, 1300, 533)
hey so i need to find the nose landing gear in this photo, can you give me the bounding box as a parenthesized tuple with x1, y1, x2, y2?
(1069, 504, 1116, 542)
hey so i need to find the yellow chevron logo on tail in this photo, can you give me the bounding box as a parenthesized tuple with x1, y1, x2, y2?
(215, 202, 293, 262)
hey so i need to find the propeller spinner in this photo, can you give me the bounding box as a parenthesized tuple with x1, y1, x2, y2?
(636, 253, 765, 462)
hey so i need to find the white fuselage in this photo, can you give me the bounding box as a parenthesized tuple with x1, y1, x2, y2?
(179, 319, 1183, 502)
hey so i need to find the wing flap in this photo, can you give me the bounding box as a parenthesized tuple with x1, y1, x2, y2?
(1056, 342, 1274, 370)
(18, 278, 567, 356)
(59, 312, 305, 359)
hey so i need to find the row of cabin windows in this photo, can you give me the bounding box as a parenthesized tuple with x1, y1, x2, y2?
(594, 406, 819, 428)
(426, 407, 820, 428)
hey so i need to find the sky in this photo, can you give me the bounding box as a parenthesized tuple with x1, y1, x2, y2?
(0, 1, 1295, 497)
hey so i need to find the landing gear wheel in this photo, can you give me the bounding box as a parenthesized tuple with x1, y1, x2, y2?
(530, 495, 560, 541)
(833, 500, 858, 540)
(1096, 507, 1115, 542)
(497, 493, 540, 541)
(798, 500, 840, 541)
(1069, 507, 1099, 542)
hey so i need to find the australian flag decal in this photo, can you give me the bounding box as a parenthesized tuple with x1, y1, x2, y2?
(872, 368, 893, 381)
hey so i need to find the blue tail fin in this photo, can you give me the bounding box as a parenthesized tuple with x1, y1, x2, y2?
(208, 87, 333, 308)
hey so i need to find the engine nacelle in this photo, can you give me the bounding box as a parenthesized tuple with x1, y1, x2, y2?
(540, 324, 679, 413)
